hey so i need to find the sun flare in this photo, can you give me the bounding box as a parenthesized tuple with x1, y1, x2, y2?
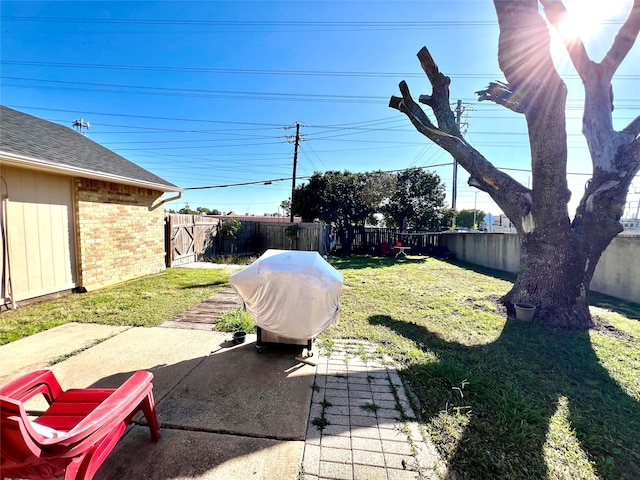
(548, 0, 632, 61)
(556, 6, 603, 40)
(555, 0, 630, 41)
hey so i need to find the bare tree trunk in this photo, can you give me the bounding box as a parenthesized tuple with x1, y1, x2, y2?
(390, 0, 640, 329)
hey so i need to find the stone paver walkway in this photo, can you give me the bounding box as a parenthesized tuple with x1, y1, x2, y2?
(302, 340, 444, 480)
(161, 287, 242, 330)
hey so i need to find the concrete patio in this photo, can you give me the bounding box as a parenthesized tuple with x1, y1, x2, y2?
(0, 288, 446, 479)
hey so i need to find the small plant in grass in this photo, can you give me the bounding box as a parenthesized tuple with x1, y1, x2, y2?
(360, 402, 380, 413)
(317, 337, 335, 356)
(215, 309, 256, 333)
(311, 416, 330, 431)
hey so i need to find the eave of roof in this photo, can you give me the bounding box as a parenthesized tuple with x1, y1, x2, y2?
(0, 151, 183, 193)
(0, 106, 182, 193)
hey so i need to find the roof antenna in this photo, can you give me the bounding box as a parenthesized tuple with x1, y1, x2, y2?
(72, 118, 90, 134)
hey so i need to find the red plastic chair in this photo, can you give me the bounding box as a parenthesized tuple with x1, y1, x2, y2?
(1, 369, 160, 480)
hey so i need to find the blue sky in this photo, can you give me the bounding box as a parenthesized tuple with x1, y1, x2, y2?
(2, 1, 638, 218)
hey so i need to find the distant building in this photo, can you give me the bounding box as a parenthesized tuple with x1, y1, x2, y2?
(479, 214, 517, 233)
(621, 218, 640, 235)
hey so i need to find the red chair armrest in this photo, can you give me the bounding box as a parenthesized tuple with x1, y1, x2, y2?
(0, 370, 63, 404)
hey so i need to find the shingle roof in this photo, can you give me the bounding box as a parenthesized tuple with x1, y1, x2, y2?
(0, 106, 179, 191)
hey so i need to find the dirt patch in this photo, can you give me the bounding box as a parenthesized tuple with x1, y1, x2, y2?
(591, 316, 636, 342)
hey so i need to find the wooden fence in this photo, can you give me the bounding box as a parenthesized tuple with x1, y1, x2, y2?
(165, 215, 329, 266)
(333, 227, 445, 255)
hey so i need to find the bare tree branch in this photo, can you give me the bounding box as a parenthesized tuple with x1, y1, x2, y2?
(389, 82, 460, 147)
(494, 0, 565, 112)
(539, 0, 591, 78)
(623, 115, 640, 138)
(602, 0, 640, 79)
(416, 47, 459, 135)
(390, 49, 533, 220)
(476, 81, 526, 113)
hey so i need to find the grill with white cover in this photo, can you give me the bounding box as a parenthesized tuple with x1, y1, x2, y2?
(229, 249, 343, 352)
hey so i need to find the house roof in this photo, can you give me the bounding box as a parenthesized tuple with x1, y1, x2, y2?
(0, 106, 180, 192)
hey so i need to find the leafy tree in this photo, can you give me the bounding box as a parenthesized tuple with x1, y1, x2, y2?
(178, 207, 197, 215)
(292, 170, 394, 252)
(381, 168, 446, 230)
(390, 1, 640, 328)
(279, 199, 291, 218)
(220, 219, 243, 254)
(438, 208, 457, 231)
(456, 209, 487, 229)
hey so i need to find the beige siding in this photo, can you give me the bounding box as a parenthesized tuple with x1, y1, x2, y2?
(1, 166, 77, 302)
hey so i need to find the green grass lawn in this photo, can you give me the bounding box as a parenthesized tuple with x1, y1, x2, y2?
(1, 256, 638, 479)
(0, 268, 232, 344)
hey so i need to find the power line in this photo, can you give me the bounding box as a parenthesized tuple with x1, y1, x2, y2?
(3, 61, 638, 80)
(4, 105, 288, 126)
(0, 17, 504, 27)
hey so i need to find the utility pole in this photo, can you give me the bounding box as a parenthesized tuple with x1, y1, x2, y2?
(453, 100, 463, 212)
(449, 100, 466, 229)
(290, 122, 300, 223)
(473, 191, 478, 230)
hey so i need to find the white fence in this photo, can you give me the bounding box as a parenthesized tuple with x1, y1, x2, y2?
(440, 233, 640, 304)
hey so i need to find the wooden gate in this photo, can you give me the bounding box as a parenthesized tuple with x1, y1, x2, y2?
(165, 214, 220, 267)
(166, 214, 195, 266)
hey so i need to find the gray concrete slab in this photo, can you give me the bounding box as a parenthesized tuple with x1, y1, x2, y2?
(159, 339, 316, 441)
(95, 426, 303, 480)
(1, 324, 308, 480)
(47, 327, 228, 401)
(0, 322, 129, 385)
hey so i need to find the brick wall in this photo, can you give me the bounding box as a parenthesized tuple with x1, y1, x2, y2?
(74, 178, 166, 290)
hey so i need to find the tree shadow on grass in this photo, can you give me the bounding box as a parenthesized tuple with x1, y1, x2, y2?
(589, 292, 640, 321)
(440, 259, 640, 321)
(180, 279, 229, 289)
(370, 315, 640, 479)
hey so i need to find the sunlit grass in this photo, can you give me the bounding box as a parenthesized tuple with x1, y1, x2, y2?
(0, 268, 230, 344)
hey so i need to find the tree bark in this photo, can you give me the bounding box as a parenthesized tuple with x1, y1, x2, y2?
(390, 0, 640, 329)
